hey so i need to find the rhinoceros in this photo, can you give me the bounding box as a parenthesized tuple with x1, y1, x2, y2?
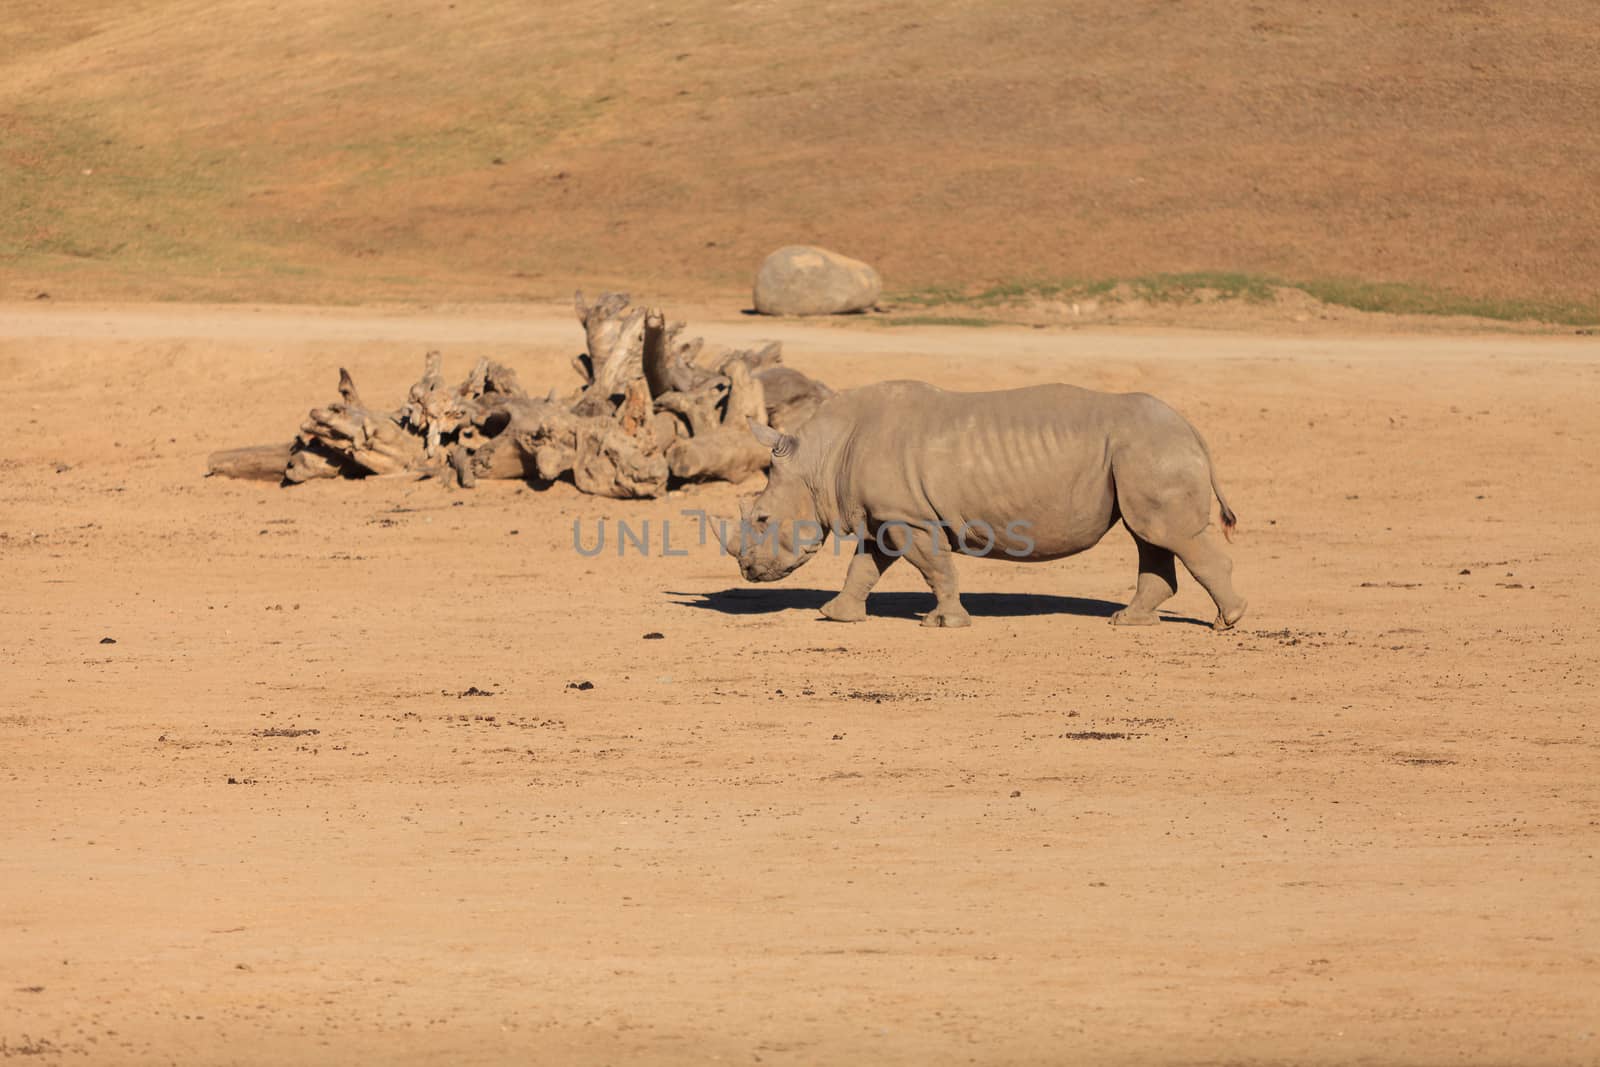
(725, 380, 1246, 630)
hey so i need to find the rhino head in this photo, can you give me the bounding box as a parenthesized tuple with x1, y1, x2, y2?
(725, 419, 828, 582)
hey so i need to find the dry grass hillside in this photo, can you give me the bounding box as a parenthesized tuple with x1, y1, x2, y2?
(2, 0, 1598, 317)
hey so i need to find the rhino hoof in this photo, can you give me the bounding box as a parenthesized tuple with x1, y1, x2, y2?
(1109, 609, 1160, 626)
(921, 609, 971, 629)
(1213, 599, 1248, 631)
(819, 596, 867, 623)
(1209, 601, 1248, 627)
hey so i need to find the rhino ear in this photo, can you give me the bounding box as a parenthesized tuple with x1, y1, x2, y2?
(747, 417, 798, 458)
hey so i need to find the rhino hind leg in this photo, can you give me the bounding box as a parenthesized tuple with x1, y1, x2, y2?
(1170, 528, 1248, 630)
(820, 545, 896, 622)
(1111, 531, 1178, 626)
(1114, 452, 1245, 631)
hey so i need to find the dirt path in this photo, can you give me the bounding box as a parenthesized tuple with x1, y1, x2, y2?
(4, 300, 1596, 358)
(3, 305, 1597, 1065)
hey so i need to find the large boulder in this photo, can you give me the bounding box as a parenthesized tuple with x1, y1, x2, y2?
(752, 245, 882, 316)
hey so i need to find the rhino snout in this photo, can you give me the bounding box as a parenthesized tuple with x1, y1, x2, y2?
(740, 556, 790, 582)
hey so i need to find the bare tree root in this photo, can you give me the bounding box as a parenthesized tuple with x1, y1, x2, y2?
(208, 293, 835, 498)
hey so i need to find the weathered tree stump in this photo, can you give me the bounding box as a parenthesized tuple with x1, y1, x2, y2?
(208, 292, 835, 498)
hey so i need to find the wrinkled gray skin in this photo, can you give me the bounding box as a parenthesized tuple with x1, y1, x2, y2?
(731, 380, 1246, 630)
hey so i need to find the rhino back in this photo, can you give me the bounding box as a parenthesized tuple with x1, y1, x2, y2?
(811, 381, 1181, 559)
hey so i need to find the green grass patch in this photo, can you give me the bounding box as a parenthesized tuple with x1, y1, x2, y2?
(1127, 272, 1277, 304)
(889, 272, 1600, 326)
(0, 100, 286, 275)
(890, 278, 1115, 308)
(890, 273, 1272, 309)
(1296, 279, 1600, 326)
(318, 87, 609, 190)
(876, 315, 1001, 328)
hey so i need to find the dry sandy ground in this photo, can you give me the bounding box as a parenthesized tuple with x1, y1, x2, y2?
(2, 304, 1597, 1065)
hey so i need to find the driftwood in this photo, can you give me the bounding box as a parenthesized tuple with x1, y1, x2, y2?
(207, 293, 834, 498)
(206, 443, 294, 481)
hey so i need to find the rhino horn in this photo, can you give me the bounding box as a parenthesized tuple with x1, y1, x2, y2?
(747, 418, 797, 458)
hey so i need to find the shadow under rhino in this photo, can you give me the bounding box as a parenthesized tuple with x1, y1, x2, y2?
(668, 588, 1210, 627)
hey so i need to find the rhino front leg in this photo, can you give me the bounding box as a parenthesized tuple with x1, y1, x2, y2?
(896, 527, 972, 628)
(820, 544, 895, 622)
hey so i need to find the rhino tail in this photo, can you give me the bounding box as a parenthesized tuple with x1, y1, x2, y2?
(1214, 478, 1238, 542)
(1192, 427, 1238, 542)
